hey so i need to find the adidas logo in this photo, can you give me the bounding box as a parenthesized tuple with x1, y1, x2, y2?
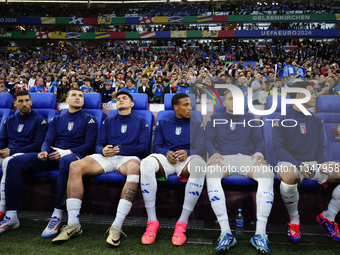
(189, 191, 200, 196)
(88, 119, 95, 124)
(221, 239, 231, 246)
(41, 119, 47, 124)
(142, 189, 149, 194)
(210, 196, 220, 202)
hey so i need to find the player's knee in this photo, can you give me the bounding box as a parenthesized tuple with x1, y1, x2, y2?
(188, 156, 206, 177)
(69, 160, 84, 178)
(126, 162, 140, 176)
(253, 165, 274, 179)
(207, 163, 224, 179)
(280, 177, 300, 185)
(140, 156, 159, 175)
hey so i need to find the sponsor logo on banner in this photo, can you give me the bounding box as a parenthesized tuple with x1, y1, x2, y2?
(121, 124, 127, 133)
(68, 122, 74, 131)
(17, 124, 24, 132)
(175, 127, 181, 135)
(300, 123, 306, 134)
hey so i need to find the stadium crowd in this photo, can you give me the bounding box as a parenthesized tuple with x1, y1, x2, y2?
(0, 1, 338, 18)
(0, 40, 340, 103)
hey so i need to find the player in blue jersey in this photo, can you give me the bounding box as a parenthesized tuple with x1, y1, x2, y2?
(0, 90, 48, 221)
(52, 91, 149, 246)
(272, 81, 340, 243)
(205, 89, 274, 254)
(140, 93, 206, 246)
(0, 88, 98, 235)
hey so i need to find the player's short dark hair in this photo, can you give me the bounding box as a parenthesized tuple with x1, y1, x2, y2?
(116, 91, 133, 102)
(14, 90, 31, 100)
(223, 89, 232, 97)
(67, 88, 84, 97)
(289, 81, 312, 99)
(171, 93, 189, 109)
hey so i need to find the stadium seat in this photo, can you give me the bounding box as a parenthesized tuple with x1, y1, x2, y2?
(0, 93, 14, 132)
(29, 93, 59, 122)
(61, 93, 105, 130)
(317, 95, 340, 162)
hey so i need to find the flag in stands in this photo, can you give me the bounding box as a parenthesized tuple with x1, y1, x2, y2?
(41, 17, 56, 24)
(95, 32, 110, 39)
(140, 31, 156, 38)
(139, 17, 154, 23)
(69, 18, 84, 24)
(202, 30, 218, 38)
(35, 32, 51, 39)
(171, 31, 187, 38)
(65, 32, 81, 40)
(198, 15, 213, 22)
(169, 16, 183, 23)
(97, 17, 112, 24)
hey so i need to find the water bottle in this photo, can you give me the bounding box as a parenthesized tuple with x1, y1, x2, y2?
(235, 208, 244, 235)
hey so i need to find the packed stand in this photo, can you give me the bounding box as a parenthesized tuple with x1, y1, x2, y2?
(0, 1, 339, 18)
(0, 40, 339, 103)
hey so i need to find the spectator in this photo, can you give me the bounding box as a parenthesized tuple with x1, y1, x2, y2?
(259, 80, 271, 105)
(269, 79, 283, 95)
(45, 74, 53, 89)
(48, 81, 59, 96)
(57, 76, 71, 102)
(101, 82, 116, 103)
(117, 81, 125, 91)
(164, 76, 178, 95)
(176, 75, 191, 94)
(0, 83, 8, 93)
(237, 75, 248, 96)
(28, 72, 36, 88)
(108, 92, 117, 103)
(251, 74, 262, 105)
(21, 77, 31, 91)
(80, 78, 94, 93)
(29, 78, 48, 93)
(120, 78, 137, 94)
(71, 82, 79, 89)
(152, 76, 165, 103)
(138, 76, 153, 103)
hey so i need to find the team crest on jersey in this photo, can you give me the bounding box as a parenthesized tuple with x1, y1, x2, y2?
(121, 124, 127, 133)
(68, 122, 74, 131)
(337, 126, 340, 134)
(176, 127, 181, 135)
(17, 124, 24, 132)
(230, 123, 236, 130)
(300, 123, 306, 134)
